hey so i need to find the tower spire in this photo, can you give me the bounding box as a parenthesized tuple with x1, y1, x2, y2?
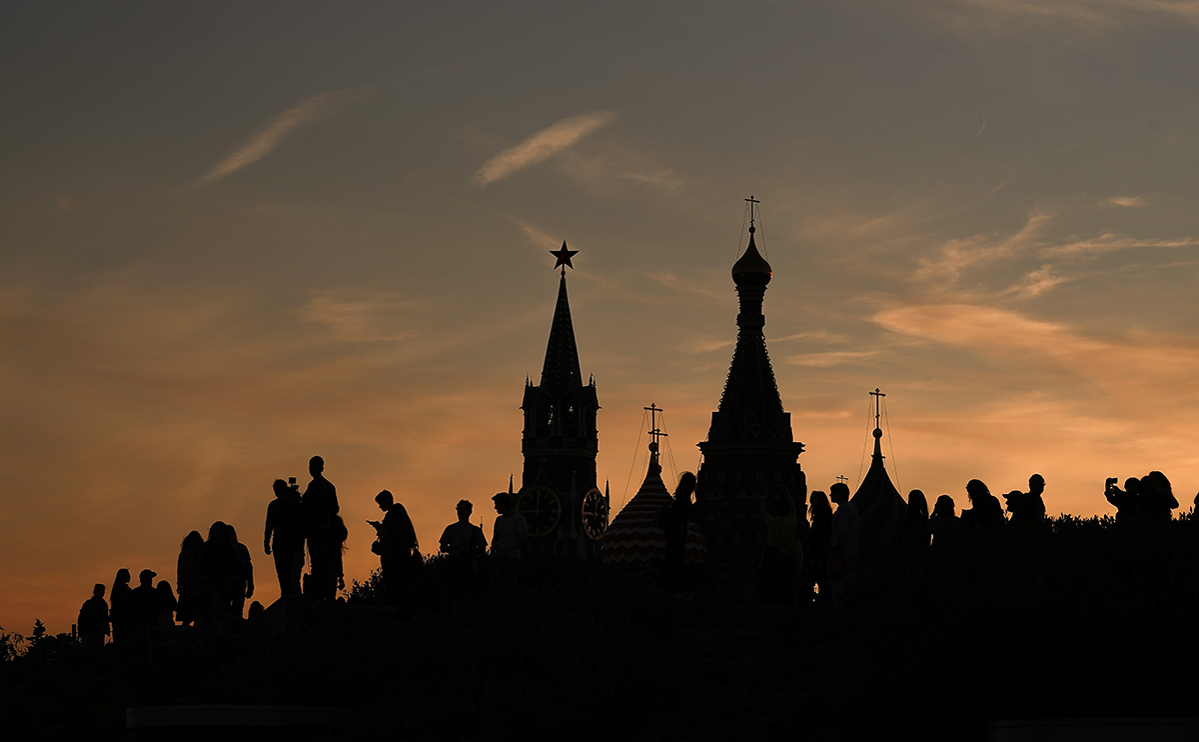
(695, 200, 804, 587)
(539, 269, 582, 392)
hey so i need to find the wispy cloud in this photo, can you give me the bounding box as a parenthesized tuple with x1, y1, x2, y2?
(912, 209, 1052, 283)
(873, 303, 1199, 404)
(920, 0, 1199, 35)
(1039, 234, 1199, 258)
(1002, 264, 1068, 297)
(297, 290, 418, 343)
(1106, 196, 1147, 208)
(554, 144, 684, 196)
(787, 350, 883, 367)
(647, 271, 727, 300)
(474, 111, 619, 186)
(190, 88, 366, 190)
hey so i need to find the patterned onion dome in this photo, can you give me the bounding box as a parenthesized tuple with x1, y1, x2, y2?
(601, 456, 706, 566)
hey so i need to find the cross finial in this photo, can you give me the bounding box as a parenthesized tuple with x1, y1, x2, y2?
(644, 403, 669, 448)
(836, 475, 849, 484)
(869, 388, 886, 430)
(745, 195, 760, 229)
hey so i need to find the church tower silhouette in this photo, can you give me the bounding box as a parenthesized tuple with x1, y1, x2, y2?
(695, 203, 806, 587)
(517, 242, 604, 557)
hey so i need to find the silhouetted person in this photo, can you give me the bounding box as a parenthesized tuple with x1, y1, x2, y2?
(1140, 470, 1179, 522)
(807, 491, 833, 604)
(902, 489, 930, 549)
(929, 495, 965, 550)
(201, 521, 239, 623)
(155, 580, 177, 627)
(265, 478, 304, 597)
(129, 569, 159, 641)
(828, 483, 860, 605)
(655, 471, 695, 592)
(1105, 477, 1142, 524)
(227, 525, 254, 618)
(301, 455, 339, 597)
(110, 568, 132, 645)
(440, 500, 487, 606)
(77, 583, 109, 651)
(1005, 474, 1048, 524)
(176, 531, 205, 627)
(490, 492, 528, 594)
(961, 479, 1005, 531)
(369, 489, 420, 614)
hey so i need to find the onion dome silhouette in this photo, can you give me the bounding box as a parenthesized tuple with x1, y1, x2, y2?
(850, 389, 907, 566)
(601, 441, 706, 566)
(731, 225, 772, 287)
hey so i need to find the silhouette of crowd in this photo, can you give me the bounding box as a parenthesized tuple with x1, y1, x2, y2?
(77, 454, 538, 648)
(76, 453, 1191, 649)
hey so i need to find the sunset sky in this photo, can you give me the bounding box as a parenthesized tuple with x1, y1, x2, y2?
(5, 1, 1199, 634)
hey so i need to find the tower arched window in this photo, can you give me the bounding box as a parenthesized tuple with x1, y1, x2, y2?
(561, 394, 579, 435)
(536, 395, 554, 437)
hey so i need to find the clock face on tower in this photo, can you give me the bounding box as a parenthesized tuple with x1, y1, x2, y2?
(580, 487, 608, 540)
(516, 485, 562, 538)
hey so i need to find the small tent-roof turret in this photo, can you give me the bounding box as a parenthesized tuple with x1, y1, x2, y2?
(850, 389, 907, 566)
(601, 442, 705, 566)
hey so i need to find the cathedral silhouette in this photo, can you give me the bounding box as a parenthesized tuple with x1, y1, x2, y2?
(513, 205, 815, 586)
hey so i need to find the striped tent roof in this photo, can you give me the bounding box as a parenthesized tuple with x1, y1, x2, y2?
(601, 454, 706, 566)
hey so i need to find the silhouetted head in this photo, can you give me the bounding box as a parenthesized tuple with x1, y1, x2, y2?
(1003, 490, 1023, 509)
(309, 456, 324, 476)
(272, 479, 289, 497)
(156, 580, 175, 599)
(207, 521, 229, 544)
(1029, 474, 1045, 496)
(227, 525, 241, 545)
(675, 472, 697, 499)
(810, 490, 831, 519)
(181, 530, 204, 551)
(115, 568, 131, 586)
(1147, 470, 1171, 491)
(933, 495, 956, 518)
(1124, 477, 1141, 494)
(456, 500, 473, 522)
(139, 569, 156, 587)
(376, 490, 394, 510)
(248, 601, 265, 620)
(492, 492, 512, 514)
(829, 482, 850, 505)
(93, 583, 105, 598)
(907, 489, 929, 518)
(966, 479, 990, 503)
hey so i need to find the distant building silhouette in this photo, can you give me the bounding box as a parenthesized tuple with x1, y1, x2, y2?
(849, 389, 907, 566)
(694, 206, 806, 589)
(516, 242, 607, 558)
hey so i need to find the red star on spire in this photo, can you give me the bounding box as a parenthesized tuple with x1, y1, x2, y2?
(550, 241, 579, 272)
